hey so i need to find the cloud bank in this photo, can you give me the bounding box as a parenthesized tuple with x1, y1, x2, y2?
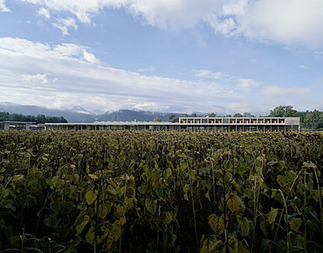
(2, 0, 320, 49)
(0, 37, 314, 114)
(0, 37, 240, 113)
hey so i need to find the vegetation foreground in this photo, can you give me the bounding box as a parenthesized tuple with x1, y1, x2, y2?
(0, 130, 322, 252)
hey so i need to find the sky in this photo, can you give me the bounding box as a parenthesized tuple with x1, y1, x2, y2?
(0, 0, 323, 115)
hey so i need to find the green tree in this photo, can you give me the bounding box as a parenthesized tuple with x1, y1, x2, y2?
(269, 105, 298, 117)
(169, 114, 178, 123)
(153, 116, 162, 122)
(243, 112, 254, 117)
(233, 113, 243, 117)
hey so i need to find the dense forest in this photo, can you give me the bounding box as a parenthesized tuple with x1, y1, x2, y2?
(0, 112, 67, 123)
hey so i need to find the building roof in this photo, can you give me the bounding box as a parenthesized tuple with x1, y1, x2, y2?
(0, 121, 36, 124)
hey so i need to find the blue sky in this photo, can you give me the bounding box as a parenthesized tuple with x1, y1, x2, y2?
(0, 0, 323, 115)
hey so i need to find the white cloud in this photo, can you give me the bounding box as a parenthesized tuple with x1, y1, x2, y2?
(37, 7, 50, 19)
(0, 37, 239, 113)
(262, 85, 311, 97)
(83, 50, 101, 64)
(237, 78, 260, 91)
(193, 69, 227, 79)
(0, 37, 319, 114)
(237, 0, 323, 48)
(22, 73, 48, 84)
(193, 69, 260, 92)
(0, 0, 10, 12)
(52, 18, 78, 35)
(14, 0, 323, 49)
(137, 66, 155, 73)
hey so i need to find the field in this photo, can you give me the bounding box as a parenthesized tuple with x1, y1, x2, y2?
(0, 130, 322, 252)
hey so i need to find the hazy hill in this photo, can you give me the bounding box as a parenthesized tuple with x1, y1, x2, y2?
(0, 103, 182, 123)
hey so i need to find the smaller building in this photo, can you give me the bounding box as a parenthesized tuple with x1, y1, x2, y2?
(0, 121, 35, 130)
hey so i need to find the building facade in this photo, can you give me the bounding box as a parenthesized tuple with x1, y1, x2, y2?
(44, 117, 300, 132)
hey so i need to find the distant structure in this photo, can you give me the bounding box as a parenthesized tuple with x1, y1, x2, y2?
(44, 117, 300, 132)
(0, 121, 36, 130)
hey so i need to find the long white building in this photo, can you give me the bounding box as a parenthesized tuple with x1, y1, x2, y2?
(44, 117, 300, 132)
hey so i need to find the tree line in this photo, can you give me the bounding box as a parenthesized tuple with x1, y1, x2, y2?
(0, 112, 68, 124)
(167, 105, 323, 130)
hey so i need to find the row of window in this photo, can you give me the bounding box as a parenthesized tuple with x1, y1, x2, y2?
(180, 118, 285, 124)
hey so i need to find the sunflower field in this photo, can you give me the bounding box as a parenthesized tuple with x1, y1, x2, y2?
(0, 130, 322, 252)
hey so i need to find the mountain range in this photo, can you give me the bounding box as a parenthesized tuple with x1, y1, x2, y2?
(0, 103, 183, 123)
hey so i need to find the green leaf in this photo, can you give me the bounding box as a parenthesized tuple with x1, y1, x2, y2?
(85, 227, 95, 244)
(107, 185, 117, 195)
(260, 220, 274, 237)
(76, 215, 90, 235)
(227, 194, 245, 213)
(302, 161, 317, 170)
(232, 180, 242, 194)
(289, 217, 302, 232)
(119, 217, 126, 226)
(44, 215, 58, 228)
(145, 198, 157, 214)
(200, 236, 224, 253)
(237, 216, 249, 236)
(208, 214, 224, 235)
(98, 202, 111, 219)
(12, 175, 24, 182)
(88, 174, 98, 180)
(85, 190, 97, 205)
(164, 211, 173, 226)
(267, 208, 278, 224)
(51, 176, 59, 188)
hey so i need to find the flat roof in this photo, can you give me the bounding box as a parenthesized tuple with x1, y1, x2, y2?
(0, 121, 36, 124)
(45, 122, 181, 126)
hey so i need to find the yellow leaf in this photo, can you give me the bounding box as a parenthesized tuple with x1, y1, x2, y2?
(208, 214, 225, 235)
(232, 180, 242, 194)
(88, 174, 98, 180)
(237, 216, 249, 236)
(227, 194, 244, 213)
(85, 227, 95, 244)
(267, 208, 278, 224)
(119, 217, 126, 226)
(289, 217, 302, 232)
(76, 215, 90, 235)
(85, 190, 97, 205)
(164, 211, 173, 226)
(12, 175, 24, 182)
